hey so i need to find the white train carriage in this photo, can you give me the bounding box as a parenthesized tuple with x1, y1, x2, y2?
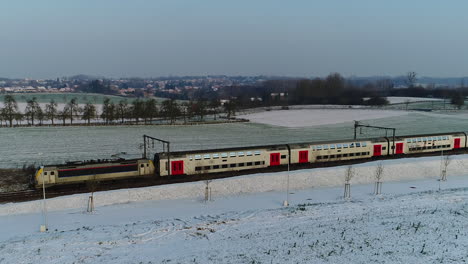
(157, 146, 276, 176)
(398, 132, 466, 155)
(310, 138, 385, 163)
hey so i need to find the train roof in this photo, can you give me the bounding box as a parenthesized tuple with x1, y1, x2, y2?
(158, 132, 467, 157)
(42, 158, 146, 169)
(394, 131, 465, 139)
(158, 136, 388, 157)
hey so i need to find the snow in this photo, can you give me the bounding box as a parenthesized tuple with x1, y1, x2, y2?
(2, 155, 468, 262)
(238, 109, 408, 127)
(386, 97, 441, 104)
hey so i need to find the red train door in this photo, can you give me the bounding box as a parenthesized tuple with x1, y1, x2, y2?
(395, 143, 404, 154)
(171, 160, 184, 175)
(299, 150, 308, 163)
(454, 138, 461, 149)
(270, 153, 280, 166)
(373, 145, 382, 156)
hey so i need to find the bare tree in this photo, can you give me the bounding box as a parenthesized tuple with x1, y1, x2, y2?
(404, 99, 411, 111)
(204, 180, 212, 202)
(374, 163, 384, 195)
(344, 166, 354, 199)
(66, 98, 81, 124)
(406, 71, 417, 88)
(45, 99, 58, 125)
(1, 95, 19, 127)
(440, 155, 451, 182)
(86, 175, 99, 213)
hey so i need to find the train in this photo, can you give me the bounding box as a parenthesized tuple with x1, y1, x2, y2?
(35, 131, 467, 188)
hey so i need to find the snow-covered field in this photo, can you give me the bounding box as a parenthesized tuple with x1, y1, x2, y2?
(386, 97, 442, 104)
(2, 155, 468, 263)
(238, 109, 408, 127)
(3, 108, 468, 168)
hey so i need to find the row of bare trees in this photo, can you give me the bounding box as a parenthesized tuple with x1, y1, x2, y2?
(344, 155, 452, 199)
(0, 95, 237, 127)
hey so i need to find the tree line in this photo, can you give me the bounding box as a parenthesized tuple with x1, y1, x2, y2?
(0, 95, 237, 127)
(216, 72, 468, 109)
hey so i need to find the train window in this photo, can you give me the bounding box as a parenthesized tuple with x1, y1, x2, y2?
(343, 153, 348, 157)
(140, 164, 144, 168)
(411, 138, 415, 143)
(230, 152, 236, 157)
(317, 146, 322, 150)
(343, 144, 348, 148)
(222, 164, 228, 168)
(356, 143, 361, 147)
(382, 147, 386, 150)
(189, 156, 193, 161)
(195, 167, 202, 171)
(337, 144, 342, 148)
(254, 151, 261, 155)
(238, 163, 245, 167)
(246, 151, 253, 156)
(350, 153, 355, 156)
(213, 154, 219, 159)
(330, 144, 335, 149)
(238, 152, 244, 157)
(281, 155, 286, 159)
(323, 155, 329, 159)
(312, 146, 316, 151)
(221, 153, 228, 158)
(51, 171, 55, 175)
(323, 145, 329, 150)
(204, 166, 211, 170)
(362, 152, 367, 155)
(213, 165, 220, 169)
(417, 138, 421, 142)
(438, 136, 442, 140)
(337, 154, 342, 158)
(330, 155, 335, 158)
(424, 137, 428, 141)
(204, 154, 210, 159)
(317, 156, 322, 160)
(356, 153, 361, 156)
(195, 155, 202, 160)
(406, 139, 411, 143)
(254, 161, 261, 165)
(247, 162, 253, 166)
(444, 136, 448, 140)
(362, 142, 367, 147)
(44, 172, 48, 176)
(230, 164, 236, 168)
(349, 143, 354, 148)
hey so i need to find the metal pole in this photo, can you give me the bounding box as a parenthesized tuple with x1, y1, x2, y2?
(354, 121, 358, 140)
(143, 135, 147, 159)
(41, 167, 47, 232)
(167, 142, 171, 176)
(287, 160, 290, 204)
(284, 149, 290, 207)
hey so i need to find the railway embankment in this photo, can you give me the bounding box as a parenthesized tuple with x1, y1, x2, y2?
(2, 154, 467, 216)
(0, 169, 31, 192)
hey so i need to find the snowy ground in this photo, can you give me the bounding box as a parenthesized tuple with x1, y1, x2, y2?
(386, 97, 442, 104)
(1, 155, 468, 263)
(238, 109, 408, 127)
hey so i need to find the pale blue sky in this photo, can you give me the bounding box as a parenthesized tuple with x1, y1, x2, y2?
(1, 0, 468, 78)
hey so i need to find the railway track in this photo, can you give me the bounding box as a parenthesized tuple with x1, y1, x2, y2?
(1, 148, 466, 204)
